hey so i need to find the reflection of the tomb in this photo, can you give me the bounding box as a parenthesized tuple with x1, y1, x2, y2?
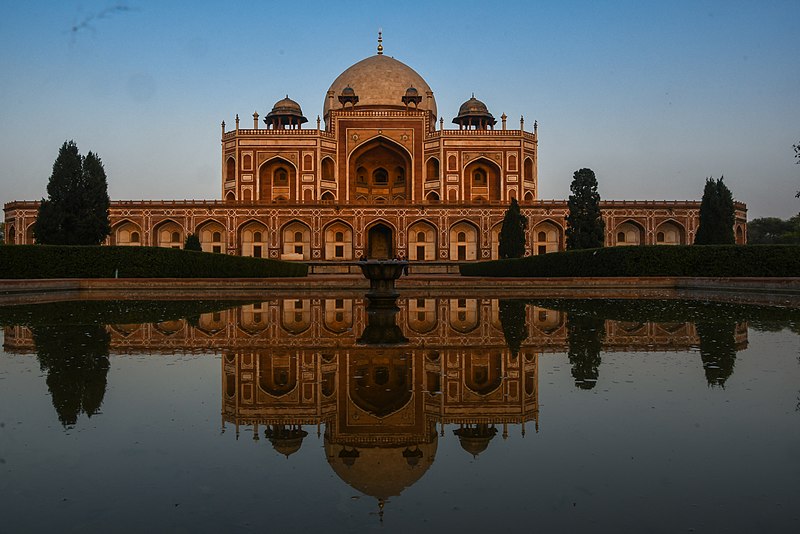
(222, 347, 539, 502)
(1, 298, 748, 354)
(2, 297, 749, 503)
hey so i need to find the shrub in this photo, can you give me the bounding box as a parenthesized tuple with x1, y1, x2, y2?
(0, 245, 307, 279)
(460, 245, 800, 278)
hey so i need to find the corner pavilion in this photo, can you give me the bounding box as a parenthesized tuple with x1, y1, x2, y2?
(3, 38, 748, 258)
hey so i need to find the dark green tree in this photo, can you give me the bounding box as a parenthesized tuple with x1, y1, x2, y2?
(747, 216, 800, 244)
(34, 141, 111, 245)
(794, 142, 799, 198)
(184, 233, 202, 251)
(696, 320, 739, 388)
(32, 323, 111, 427)
(77, 152, 111, 244)
(566, 313, 605, 390)
(694, 177, 735, 245)
(498, 198, 528, 258)
(566, 168, 605, 250)
(499, 299, 528, 355)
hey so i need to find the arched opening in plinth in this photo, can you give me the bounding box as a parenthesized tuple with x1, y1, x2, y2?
(367, 222, 394, 259)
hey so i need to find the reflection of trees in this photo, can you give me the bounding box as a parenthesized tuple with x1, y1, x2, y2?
(696, 321, 738, 387)
(499, 300, 528, 356)
(31, 324, 111, 427)
(566, 314, 605, 390)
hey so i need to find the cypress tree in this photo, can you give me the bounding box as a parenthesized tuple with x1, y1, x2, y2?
(184, 233, 202, 251)
(694, 177, 734, 245)
(498, 197, 528, 258)
(34, 141, 111, 245)
(566, 168, 605, 250)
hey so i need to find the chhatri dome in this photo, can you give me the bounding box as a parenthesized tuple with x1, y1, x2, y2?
(323, 32, 437, 122)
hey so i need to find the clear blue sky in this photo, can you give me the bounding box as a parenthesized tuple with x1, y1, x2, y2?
(1, 1, 797, 219)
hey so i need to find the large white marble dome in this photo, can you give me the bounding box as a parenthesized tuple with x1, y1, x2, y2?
(323, 53, 437, 120)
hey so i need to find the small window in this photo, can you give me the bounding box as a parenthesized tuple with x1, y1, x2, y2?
(457, 231, 466, 242)
(335, 231, 344, 242)
(253, 245, 262, 258)
(473, 169, 487, 186)
(254, 231, 262, 242)
(212, 231, 221, 242)
(373, 168, 388, 184)
(294, 245, 303, 254)
(294, 231, 303, 242)
(657, 232, 665, 243)
(335, 298, 344, 308)
(335, 245, 344, 258)
(617, 232, 626, 243)
(171, 231, 180, 243)
(275, 168, 288, 185)
(417, 231, 426, 242)
(537, 231, 546, 242)
(213, 245, 221, 253)
(131, 232, 140, 243)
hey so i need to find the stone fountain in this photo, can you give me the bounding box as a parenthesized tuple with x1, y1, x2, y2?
(357, 259, 408, 345)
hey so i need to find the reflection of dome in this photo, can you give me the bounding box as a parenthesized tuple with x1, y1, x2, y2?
(265, 425, 308, 458)
(324, 435, 437, 500)
(453, 424, 498, 458)
(323, 54, 437, 119)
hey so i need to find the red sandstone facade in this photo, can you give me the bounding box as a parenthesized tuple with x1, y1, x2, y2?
(3, 42, 747, 258)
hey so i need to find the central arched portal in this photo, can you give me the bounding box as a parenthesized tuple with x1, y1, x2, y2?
(349, 137, 411, 203)
(367, 223, 393, 259)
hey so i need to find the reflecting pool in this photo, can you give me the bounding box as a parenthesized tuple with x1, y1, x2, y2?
(1, 296, 798, 533)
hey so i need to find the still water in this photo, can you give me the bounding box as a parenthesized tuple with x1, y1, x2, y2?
(1, 296, 798, 533)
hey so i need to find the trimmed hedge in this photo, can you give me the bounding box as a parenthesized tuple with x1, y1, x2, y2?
(460, 245, 800, 278)
(0, 245, 307, 279)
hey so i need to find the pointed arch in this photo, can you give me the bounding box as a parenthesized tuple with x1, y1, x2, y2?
(320, 190, 336, 202)
(225, 156, 236, 182)
(489, 221, 504, 260)
(321, 156, 335, 181)
(425, 190, 440, 202)
(614, 219, 645, 246)
(463, 156, 502, 202)
(281, 299, 311, 334)
(280, 219, 311, 260)
(348, 135, 412, 203)
(258, 156, 298, 203)
(111, 219, 143, 247)
(655, 219, 685, 245)
(196, 218, 226, 253)
(523, 157, 534, 183)
(408, 219, 438, 261)
(365, 218, 397, 259)
(258, 353, 298, 397)
(449, 298, 479, 333)
(323, 298, 353, 334)
(464, 351, 503, 396)
(153, 219, 185, 249)
(323, 219, 354, 260)
(425, 156, 440, 181)
(408, 297, 438, 333)
(532, 219, 563, 255)
(449, 220, 480, 261)
(348, 354, 412, 418)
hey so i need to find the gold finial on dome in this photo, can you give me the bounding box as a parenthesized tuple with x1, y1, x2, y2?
(377, 29, 383, 55)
